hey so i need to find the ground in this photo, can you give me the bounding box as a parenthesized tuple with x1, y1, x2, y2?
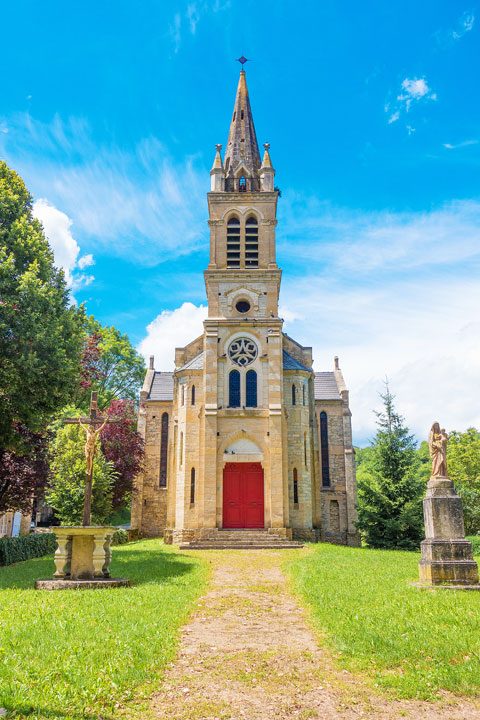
(1, 541, 480, 719)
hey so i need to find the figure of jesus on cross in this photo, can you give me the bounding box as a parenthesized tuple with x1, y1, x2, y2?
(64, 391, 119, 526)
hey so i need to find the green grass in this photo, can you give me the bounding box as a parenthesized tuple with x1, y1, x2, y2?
(286, 543, 480, 700)
(0, 539, 208, 719)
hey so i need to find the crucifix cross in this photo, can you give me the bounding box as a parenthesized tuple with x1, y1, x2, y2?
(64, 391, 120, 526)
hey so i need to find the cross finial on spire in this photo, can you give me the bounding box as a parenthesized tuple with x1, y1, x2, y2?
(236, 55, 249, 67)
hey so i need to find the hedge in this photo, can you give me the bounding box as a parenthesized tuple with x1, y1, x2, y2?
(0, 533, 57, 566)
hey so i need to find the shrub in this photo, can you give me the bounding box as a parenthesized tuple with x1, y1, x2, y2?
(468, 535, 480, 555)
(0, 533, 57, 566)
(111, 528, 128, 545)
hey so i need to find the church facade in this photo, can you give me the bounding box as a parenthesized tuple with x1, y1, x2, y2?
(131, 70, 359, 546)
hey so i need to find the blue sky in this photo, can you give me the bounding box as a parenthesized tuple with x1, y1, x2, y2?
(1, 1, 480, 442)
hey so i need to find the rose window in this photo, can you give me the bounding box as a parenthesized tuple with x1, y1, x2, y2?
(228, 337, 258, 367)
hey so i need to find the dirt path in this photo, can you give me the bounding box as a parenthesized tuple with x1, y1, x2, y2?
(149, 549, 480, 720)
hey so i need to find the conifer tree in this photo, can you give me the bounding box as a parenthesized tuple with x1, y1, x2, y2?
(356, 383, 424, 549)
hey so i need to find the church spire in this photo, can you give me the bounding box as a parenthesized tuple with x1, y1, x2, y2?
(224, 70, 261, 190)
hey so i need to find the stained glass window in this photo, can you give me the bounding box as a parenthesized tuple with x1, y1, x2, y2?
(246, 369, 257, 407)
(159, 412, 168, 488)
(229, 369, 241, 407)
(320, 411, 330, 487)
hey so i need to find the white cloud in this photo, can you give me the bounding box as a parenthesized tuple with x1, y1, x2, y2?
(0, 114, 207, 266)
(138, 302, 208, 369)
(32, 198, 94, 290)
(386, 76, 437, 126)
(453, 11, 475, 39)
(168, 1, 230, 52)
(443, 139, 478, 150)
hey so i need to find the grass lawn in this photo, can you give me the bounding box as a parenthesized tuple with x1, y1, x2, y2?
(0, 539, 208, 719)
(286, 543, 480, 700)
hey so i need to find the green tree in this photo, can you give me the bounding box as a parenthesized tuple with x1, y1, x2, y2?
(0, 161, 84, 451)
(447, 428, 480, 535)
(47, 420, 116, 525)
(76, 316, 145, 410)
(356, 384, 425, 549)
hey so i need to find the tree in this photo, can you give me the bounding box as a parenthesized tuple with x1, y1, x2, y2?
(75, 316, 145, 410)
(0, 426, 49, 514)
(100, 399, 144, 509)
(0, 161, 84, 452)
(47, 421, 116, 525)
(356, 383, 425, 549)
(447, 428, 480, 535)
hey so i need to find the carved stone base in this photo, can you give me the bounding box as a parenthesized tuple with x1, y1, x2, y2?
(46, 526, 120, 582)
(419, 539, 479, 585)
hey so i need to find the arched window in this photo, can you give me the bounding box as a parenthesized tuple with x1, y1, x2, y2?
(159, 412, 168, 488)
(246, 369, 257, 407)
(239, 176, 246, 192)
(293, 468, 299, 505)
(292, 384, 296, 406)
(179, 432, 184, 467)
(320, 411, 330, 487)
(190, 467, 196, 505)
(245, 216, 258, 267)
(229, 369, 241, 407)
(227, 216, 241, 268)
(191, 385, 195, 406)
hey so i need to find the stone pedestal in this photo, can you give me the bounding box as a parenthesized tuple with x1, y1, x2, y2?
(419, 477, 479, 586)
(35, 526, 130, 590)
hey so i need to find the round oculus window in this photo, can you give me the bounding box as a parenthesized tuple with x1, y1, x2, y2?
(228, 337, 258, 366)
(235, 300, 251, 313)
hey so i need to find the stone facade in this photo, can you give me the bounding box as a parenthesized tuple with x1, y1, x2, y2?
(131, 70, 359, 546)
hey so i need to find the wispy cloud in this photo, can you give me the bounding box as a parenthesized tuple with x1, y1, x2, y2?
(386, 76, 437, 127)
(443, 139, 479, 150)
(436, 10, 475, 46)
(168, 1, 230, 53)
(0, 113, 207, 265)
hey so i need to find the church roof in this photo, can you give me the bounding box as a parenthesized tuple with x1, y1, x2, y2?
(224, 70, 261, 178)
(178, 352, 204, 372)
(314, 372, 342, 401)
(148, 372, 174, 401)
(282, 351, 311, 372)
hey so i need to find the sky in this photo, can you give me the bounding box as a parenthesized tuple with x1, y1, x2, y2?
(1, 1, 479, 444)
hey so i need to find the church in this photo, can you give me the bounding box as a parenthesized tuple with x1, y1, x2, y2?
(131, 69, 359, 547)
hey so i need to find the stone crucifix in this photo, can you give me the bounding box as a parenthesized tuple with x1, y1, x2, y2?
(64, 391, 119, 526)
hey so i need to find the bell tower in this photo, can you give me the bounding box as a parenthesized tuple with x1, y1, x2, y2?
(205, 69, 281, 321)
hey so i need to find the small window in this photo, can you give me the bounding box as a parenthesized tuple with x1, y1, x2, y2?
(246, 369, 257, 407)
(191, 385, 196, 406)
(241, 109, 244, 120)
(302, 384, 306, 406)
(227, 216, 241, 268)
(245, 216, 258, 267)
(293, 468, 299, 505)
(304, 432, 308, 467)
(229, 369, 241, 408)
(159, 412, 169, 488)
(292, 384, 296, 406)
(239, 176, 247, 192)
(179, 432, 184, 467)
(236, 300, 250, 313)
(181, 385, 185, 406)
(190, 467, 196, 505)
(320, 411, 330, 487)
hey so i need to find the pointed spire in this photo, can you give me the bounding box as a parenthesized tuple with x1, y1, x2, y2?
(224, 70, 261, 184)
(211, 143, 224, 171)
(261, 142, 273, 169)
(259, 142, 275, 191)
(210, 144, 225, 191)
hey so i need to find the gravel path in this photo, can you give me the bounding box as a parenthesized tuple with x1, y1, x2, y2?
(149, 549, 480, 720)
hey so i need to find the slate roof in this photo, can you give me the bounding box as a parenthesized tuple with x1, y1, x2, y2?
(148, 372, 174, 401)
(314, 372, 342, 401)
(282, 350, 311, 372)
(178, 352, 204, 372)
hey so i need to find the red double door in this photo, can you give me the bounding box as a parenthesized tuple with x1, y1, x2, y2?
(223, 462, 264, 529)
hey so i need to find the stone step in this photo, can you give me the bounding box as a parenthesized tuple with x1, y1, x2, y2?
(179, 543, 303, 550)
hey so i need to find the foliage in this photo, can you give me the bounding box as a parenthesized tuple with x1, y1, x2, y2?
(447, 428, 480, 535)
(0, 533, 56, 566)
(76, 315, 145, 409)
(46, 421, 116, 525)
(0, 540, 208, 718)
(0, 426, 49, 514)
(0, 161, 84, 452)
(100, 399, 144, 508)
(287, 543, 480, 700)
(468, 535, 480, 555)
(356, 384, 424, 550)
(111, 528, 129, 545)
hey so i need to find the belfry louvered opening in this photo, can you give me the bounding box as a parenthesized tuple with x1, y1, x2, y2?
(227, 216, 241, 268)
(245, 215, 258, 267)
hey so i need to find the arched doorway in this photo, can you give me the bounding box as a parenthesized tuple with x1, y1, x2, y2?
(223, 462, 264, 528)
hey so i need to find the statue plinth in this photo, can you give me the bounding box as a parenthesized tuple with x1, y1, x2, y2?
(419, 476, 479, 586)
(35, 526, 130, 590)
